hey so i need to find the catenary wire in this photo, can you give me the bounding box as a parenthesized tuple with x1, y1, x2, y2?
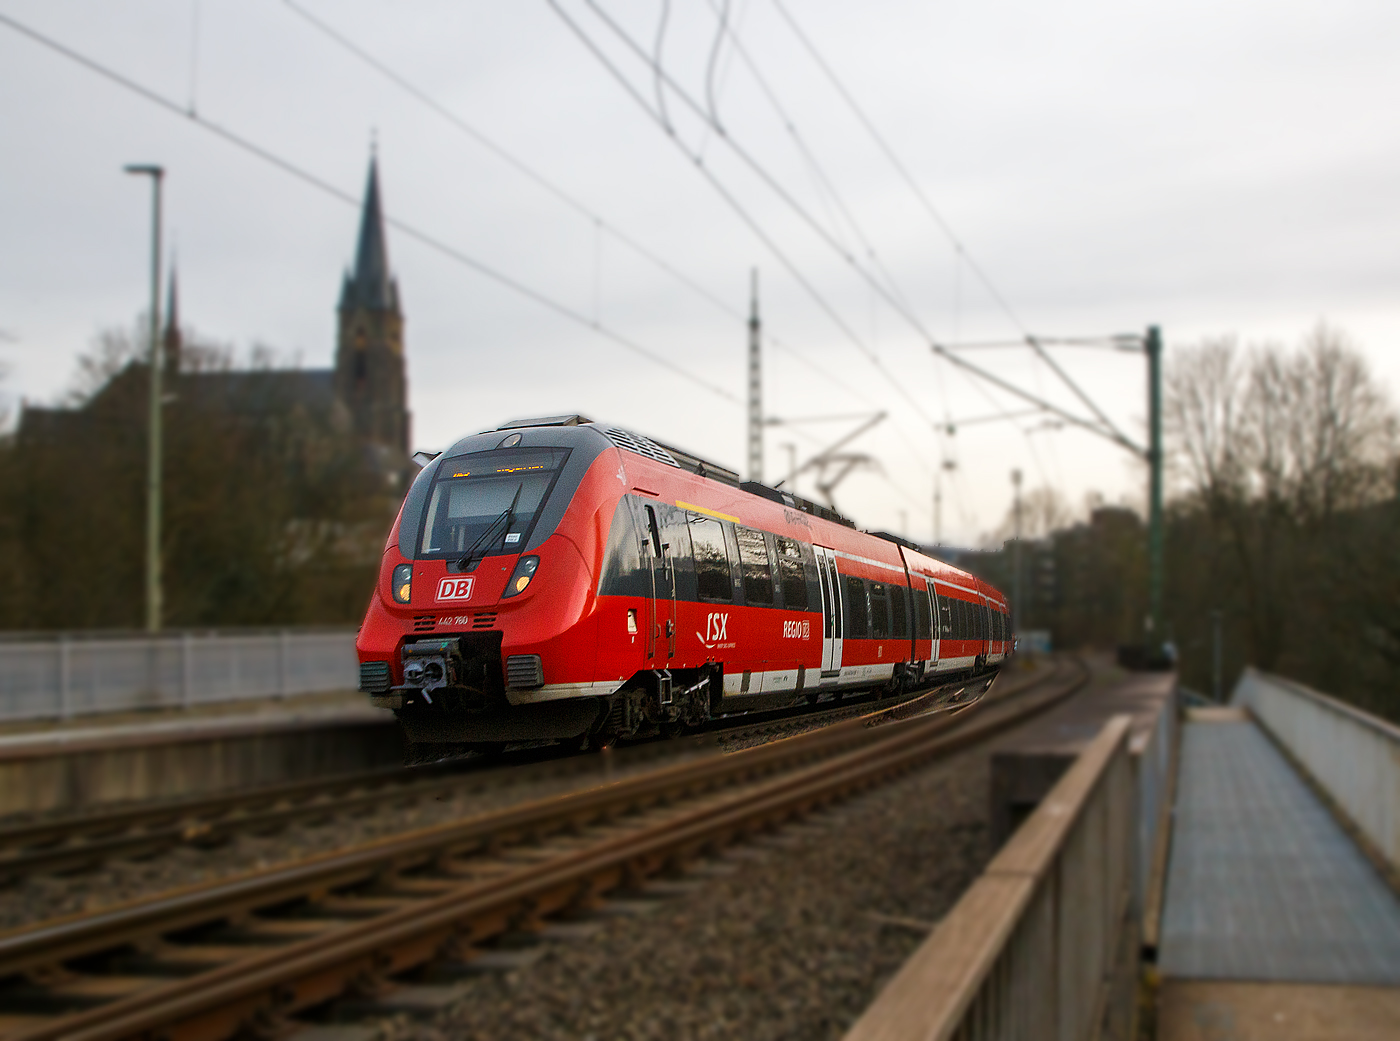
(280, 0, 735, 324)
(546, 0, 942, 486)
(572, 0, 1057, 469)
(0, 9, 740, 405)
(652, 0, 673, 133)
(280, 0, 891, 439)
(770, 0, 1135, 449)
(699, 0, 919, 321)
(550, 0, 939, 435)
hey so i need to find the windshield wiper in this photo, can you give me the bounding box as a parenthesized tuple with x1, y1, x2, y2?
(456, 485, 524, 570)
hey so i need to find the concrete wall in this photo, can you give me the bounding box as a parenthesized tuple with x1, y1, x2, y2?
(0, 708, 401, 816)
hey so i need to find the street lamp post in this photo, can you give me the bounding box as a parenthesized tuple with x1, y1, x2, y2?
(125, 164, 164, 634)
(1146, 325, 1164, 658)
(1011, 468, 1023, 631)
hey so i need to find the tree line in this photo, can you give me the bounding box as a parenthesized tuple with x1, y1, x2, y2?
(0, 325, 401, 631)
(960, 324, 1399, 720)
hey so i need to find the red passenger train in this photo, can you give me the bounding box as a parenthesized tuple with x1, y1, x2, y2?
(357, 416, 1012, 752)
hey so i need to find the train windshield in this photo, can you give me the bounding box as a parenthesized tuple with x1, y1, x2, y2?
(418, 448, 571, 559)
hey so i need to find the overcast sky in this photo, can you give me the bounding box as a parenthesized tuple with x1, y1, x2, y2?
(2, 0, 1396, 546)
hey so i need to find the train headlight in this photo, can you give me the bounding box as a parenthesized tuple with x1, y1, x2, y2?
(503, 555, 539, 598)
(391, 563, 413, 604)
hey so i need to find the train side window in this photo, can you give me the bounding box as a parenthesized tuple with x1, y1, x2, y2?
(869, 582, 889, 639)
(736, 527, 774, 605)
(940, 596, 953, 638)
(891, 583, 908, 639)
(774, 536, 808, 611)
(598, 497, 646, 598)
(688, 514, 732, 601)
(844, 575, 869, 638)
(912, 587, 931, 641)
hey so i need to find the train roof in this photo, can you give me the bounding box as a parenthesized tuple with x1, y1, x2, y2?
(488, 415, 857, 529)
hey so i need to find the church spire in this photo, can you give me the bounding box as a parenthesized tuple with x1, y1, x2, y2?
(340, 156, 398, 314)
(334, 151, 408, 458)
(162, 267, 182, 374)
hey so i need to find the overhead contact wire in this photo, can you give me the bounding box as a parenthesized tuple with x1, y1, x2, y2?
(553, 0, 938, 434)
(285, 1, 903, 432)
(0, 9, 738, 405)
(770, 0, 1136, 450)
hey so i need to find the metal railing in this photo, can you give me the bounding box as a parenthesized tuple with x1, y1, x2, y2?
(0, 630, 359, 721)
(844, 714, 1136, 1041)
(1234, 668, 1400, 869)
(1132, 686, 1177, 918)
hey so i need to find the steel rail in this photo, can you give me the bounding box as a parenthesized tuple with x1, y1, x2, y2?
(0, 673, 1000, 976)
(0, 660, 1084, 1041)
(0, 675, 989, 879)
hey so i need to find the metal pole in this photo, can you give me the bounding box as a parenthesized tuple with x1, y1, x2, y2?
(1146, 325, 1164, 658)
(1211, 608, 1223, 702)
(126, 164, 164, 633)
(933, 475, 942, 547)
(747, 268, 762, 483)
(1011, 468, 1023, 630)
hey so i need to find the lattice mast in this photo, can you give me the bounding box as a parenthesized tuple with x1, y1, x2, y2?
(747, 268, 762, 483)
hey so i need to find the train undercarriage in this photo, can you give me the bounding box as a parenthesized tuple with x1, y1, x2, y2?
(375, 633, 1001, 760)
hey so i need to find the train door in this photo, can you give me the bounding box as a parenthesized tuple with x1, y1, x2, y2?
(640, 503, 676, 663)
(813, 546, 843, 676)
(925, 578, 940, 665)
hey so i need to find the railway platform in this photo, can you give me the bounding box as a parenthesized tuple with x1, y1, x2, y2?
(1156, 704, 1400, 1039)
(0, 697, 398, 817)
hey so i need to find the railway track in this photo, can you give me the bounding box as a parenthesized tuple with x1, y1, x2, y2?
(0, 674, 1001, 881)
(0, 658, 1085, 1041)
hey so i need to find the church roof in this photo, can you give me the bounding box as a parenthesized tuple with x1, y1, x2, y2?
(339, 157, 399, 314)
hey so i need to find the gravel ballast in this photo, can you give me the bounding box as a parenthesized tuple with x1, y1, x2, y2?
(376, 746, 994, 1041)
(0, 694, 971, 932)
(0, 747, 716, 931)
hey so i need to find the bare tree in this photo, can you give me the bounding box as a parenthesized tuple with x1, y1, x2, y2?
(0, 357, 12, 433)
(66, 325, 144, 405)
(1281, 324, 1394, 520)
(989, 485, 1075, 544)
(1164, 335, 1250, 510)
(1165, 323, 1399, 696)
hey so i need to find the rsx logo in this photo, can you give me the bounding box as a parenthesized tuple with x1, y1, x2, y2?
(698, 612, 728, 648)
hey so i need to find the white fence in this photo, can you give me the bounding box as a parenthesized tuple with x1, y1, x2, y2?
(0, 630, 360, 722)
(1234, 668, 1399, 868)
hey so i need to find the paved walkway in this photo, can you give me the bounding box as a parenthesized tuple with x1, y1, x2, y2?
(1158, 714, 1400, 1040)
(1160, 717, 1400, 983)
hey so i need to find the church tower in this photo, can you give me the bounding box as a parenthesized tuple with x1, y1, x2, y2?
(335, 157, 409, 455)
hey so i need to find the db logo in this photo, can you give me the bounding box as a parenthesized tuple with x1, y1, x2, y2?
(436, 577, 475, 602)
(782, 620, 811, 640)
